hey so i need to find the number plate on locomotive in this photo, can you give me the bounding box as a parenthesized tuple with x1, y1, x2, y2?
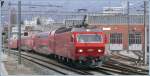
(87, 49, 94, 52)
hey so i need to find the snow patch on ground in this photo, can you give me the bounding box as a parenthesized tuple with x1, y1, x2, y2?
(119, 50, 139, 59)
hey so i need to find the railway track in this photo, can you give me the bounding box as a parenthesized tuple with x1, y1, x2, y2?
(21, 55, 68, 75)
(31, 52, 114, 75)
(22, 53, 93, 75)
(5, 49, 148, 75)
(97, 67, 131, 75)
(111, 52, 138, 62)
(22, 52, 118, 75)
(104, 59, 148, 75)
(132, 50, 143, 57)
(5, 49, 116, 75)
(6, 49, 93, 75)
(111, 52, 149, 73)
(111, 59, 148, 72)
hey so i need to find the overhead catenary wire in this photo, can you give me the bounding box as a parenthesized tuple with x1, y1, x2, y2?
(9, 3, 63, 8)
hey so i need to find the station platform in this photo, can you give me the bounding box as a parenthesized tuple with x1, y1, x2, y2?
(0, 53, 8, 76)
(0, 52, 37, 76)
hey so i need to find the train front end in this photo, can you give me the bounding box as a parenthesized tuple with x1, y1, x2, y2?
(72, 29, 108, 67)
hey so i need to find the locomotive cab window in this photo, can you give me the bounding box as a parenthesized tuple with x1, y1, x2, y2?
(77, 34, 102, 43)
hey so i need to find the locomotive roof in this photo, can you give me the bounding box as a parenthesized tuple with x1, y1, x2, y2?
(55, 27, 102, 34)
(21, 36, 30, 38)
(71, 28, 102, 32)
(34, 27, 102, 35)
(36, 32, 50, 35)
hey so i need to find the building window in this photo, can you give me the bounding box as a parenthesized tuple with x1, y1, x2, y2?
(129, 32, 142, 44)
(110, 33, 122, 44)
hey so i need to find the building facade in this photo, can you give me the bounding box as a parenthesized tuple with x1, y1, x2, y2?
(87, 14, 147, 51)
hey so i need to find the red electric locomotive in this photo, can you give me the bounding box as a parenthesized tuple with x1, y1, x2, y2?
(53, 27, 108, 67)
(33, 27, 109, 67)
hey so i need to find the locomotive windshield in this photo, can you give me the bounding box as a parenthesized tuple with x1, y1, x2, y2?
(77, 34, 102, 43)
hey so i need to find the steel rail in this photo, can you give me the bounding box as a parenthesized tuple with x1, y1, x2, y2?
(6, 49, 93, 75)
(104, 60, 148, 75)
(110, 54, 149, 72)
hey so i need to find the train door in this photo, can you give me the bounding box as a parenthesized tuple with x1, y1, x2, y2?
(50, 30, 56, 54)
(32, 35, 37, 50)
(129, 32, 142, 50)
(38, 33, 50, 55)
(109, 32, 123, 51)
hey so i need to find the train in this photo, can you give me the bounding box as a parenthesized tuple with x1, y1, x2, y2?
(9, 27, 109, 68)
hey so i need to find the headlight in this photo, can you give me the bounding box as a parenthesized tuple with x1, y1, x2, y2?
(98, 49, 102, 52)
(78, 49, 83, 52)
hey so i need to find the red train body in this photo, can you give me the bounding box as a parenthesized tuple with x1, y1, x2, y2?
(21, 36, 34, 51)
(8, 38, 18, 49)
(9, 27, 109, 67)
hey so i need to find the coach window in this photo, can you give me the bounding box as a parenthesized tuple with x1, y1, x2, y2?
(129, 32, 141, 44)
(24, 32, 28, 36)
(38, 34, 47, 38)
(110, 33, 122, 44)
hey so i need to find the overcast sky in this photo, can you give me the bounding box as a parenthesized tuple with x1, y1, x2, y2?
(1, 0, 147, 23)
(2, 0, 146, 12)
